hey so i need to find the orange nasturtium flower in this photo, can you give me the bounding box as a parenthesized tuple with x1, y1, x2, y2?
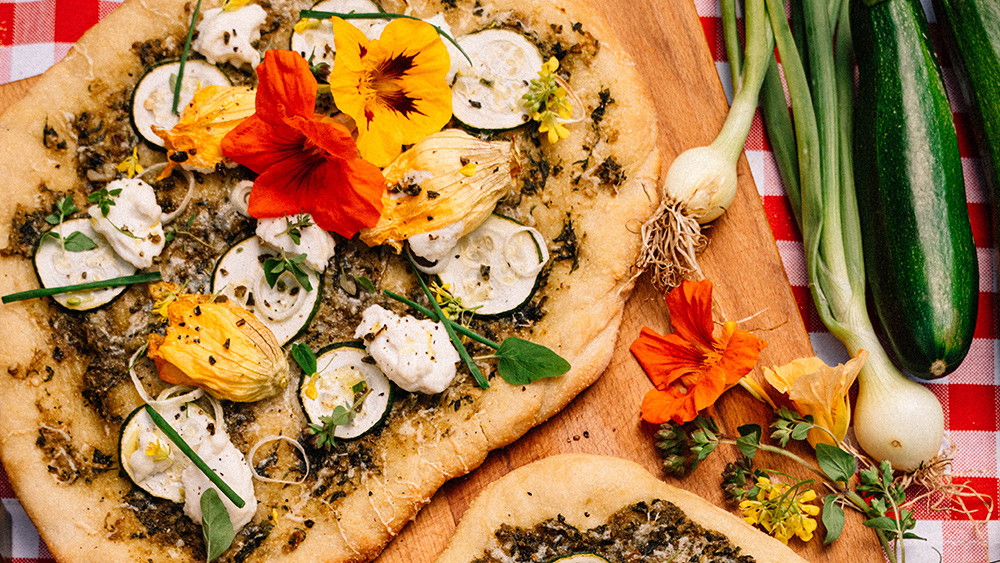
(222, 49, 385, 238)
(630, 279, 767, 424)
(329, 17, 452, 167)
(762, 351, 867, 447)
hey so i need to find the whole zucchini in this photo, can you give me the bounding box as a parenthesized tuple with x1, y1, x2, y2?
(851, 0, 978, 379)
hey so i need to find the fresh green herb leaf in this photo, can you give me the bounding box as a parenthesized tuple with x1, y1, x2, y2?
(262, 254, 313, 291)
(45, 213, 61, 225)
(62, 231, 98, 252)
(493, 337, 569, 385)
(165, 231, 176, 242)
(351, 380, 368, 394)
(173, 0, 203, 114)
(46, 196, 79, 226)
(2, 272, 162, 304)
(861, 516, 900, 532)
(354, 275, 376, 293)
(86, 187, 122, 217)
(902, 532, 925, 540)
(200, 489, 236, 561)
(822, 494, 845, 544)
(283, 215, 314, 245)
(735, 424, 762, 458)
(816, 443, 856, 483)
(291, 342, 318, 375)
(307, 386, 371, 450)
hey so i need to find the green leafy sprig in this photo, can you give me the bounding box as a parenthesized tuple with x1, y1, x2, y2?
(263, 253, 313, 291)
(87, 187, 121, 217)
(43, 196, 98, 252)
(283, 215, 314, 245)
(200, 489, 236, 561)
(307, 381, 371, 450)
(298, 10, 473, 65)
(165, 213, 211, 248)
(383, 255, 570, 388)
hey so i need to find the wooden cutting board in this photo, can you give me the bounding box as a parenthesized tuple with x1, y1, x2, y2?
(0, 1, 881, 560)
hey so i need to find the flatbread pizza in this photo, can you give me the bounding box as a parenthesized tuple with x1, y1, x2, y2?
(436, 454, 810, 563)
(0, 0, 659, 561)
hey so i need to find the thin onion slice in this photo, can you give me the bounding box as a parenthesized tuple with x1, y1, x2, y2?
(501, 225, 549, 278)
(247, 435, 310, 486)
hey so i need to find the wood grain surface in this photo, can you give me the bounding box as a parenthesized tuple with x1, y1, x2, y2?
(0, 1, 882, 560)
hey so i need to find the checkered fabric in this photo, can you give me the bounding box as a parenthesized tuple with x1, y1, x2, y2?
(0, 0, 997, 561)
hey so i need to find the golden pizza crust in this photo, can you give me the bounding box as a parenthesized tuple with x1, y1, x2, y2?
(0, 0, 660, 561)
(435, 454, 810, 563)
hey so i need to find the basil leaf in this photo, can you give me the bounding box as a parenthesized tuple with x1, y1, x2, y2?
(736, 424, 762, 459)
(822, 494, 845, 544)
(291, 343, 317, 375)
(262, 257, 283, 288)
(200, 489, 236, 561)
(62, 231, 98, 252)
(815, 443, 857, 483)
(494, 337, 570, 385)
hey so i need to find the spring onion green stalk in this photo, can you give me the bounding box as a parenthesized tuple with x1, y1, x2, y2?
(1, 272, 162, 304)
(143, 405, 246, 508)
(172, 0, 202, 115)
(636, 0, 773, 291)
(756, 0, 943, 481)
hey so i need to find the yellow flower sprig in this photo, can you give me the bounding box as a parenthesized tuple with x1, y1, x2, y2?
(222, 0, 252, 11)
(739, 477, 820, 544)
(523, 57, 574, 143)
(116, 147, 144, 178)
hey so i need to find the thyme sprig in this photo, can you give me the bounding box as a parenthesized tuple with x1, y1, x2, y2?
(263, 253, 313, 291)
(43, 196, 97, 252)
(306, 381, 371, 450)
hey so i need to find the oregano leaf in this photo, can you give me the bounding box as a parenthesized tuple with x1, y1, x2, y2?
(200, 488, 235, 561)
(822, 494, 845, 544)
(494, 337, 569, 385)
(290, 342, 317, 375)
(736, 424, 762, 459)
(62, 231, 98, 252)
(815, 443, 856, 483)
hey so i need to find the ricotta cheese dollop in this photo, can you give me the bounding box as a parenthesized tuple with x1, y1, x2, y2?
(354, 305, 459, 394)
(193, 4, 268, 69)
(88, 178, 165, 269)
(407, 220, 463, 265)
(181, 432, 258, 531)
(255, 215, 336, 273)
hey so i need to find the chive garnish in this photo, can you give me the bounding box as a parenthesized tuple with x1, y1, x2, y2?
(299, 10, 474, 65)
(143, 404, 246, 509)
(404, 254, 490, 389)
(172, 0, 203, 115)
(383, 290, 499, 349)
(1, 272, 162, 304)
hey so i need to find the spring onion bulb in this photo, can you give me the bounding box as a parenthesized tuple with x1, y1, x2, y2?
(637, 0, 773, 290)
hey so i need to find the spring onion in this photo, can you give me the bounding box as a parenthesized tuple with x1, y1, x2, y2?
(754, 0, 943, 479)
(636, 0, 773, 291)
(2, 272, 162, 304)
(172, 0, 203, 115)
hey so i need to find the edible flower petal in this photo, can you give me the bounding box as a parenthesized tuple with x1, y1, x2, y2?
(762, 351, 867, 447)
(524, 57, 576, 143)
(146, 282, 290, 402)
(153, 85, 256, 178)
(630, 279, 767, 424)
(116, 147, 144, 178)
(739, 477, 820, 544)
(222, 49, 385, 237)
(329, 17, 452, 167)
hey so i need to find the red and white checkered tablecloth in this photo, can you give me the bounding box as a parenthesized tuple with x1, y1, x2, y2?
(0, 0, 997, 561)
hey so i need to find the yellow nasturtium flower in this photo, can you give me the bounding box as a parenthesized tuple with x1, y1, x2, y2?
(762, 351, 868, 447)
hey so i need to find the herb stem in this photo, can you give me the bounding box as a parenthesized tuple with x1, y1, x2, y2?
(382, 290, 500, 349)
(173, 0, 202, 115)
(143, 405, 246, 508)
(2, 272, 162, 304)
(720, 438, 832, 484)
(404, 256, 490, 388)
(299, 10, 473, 65)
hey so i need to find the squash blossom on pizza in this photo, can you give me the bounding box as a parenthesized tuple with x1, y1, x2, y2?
(329, 17, 452, 167)
(360, 129, 520, 251)
(153, 85, 256, 178)
(630, 279, 767, 424)
(146, 282, 290, 402)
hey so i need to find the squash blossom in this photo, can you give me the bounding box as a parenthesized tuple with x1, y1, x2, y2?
(147, 282, 289, 402)
(762, 350, 868, 447)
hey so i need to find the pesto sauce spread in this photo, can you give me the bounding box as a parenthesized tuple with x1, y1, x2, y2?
(472, 500, 757, 563)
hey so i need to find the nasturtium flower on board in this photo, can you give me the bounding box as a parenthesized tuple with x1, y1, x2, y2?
(329, 17, 452, 167)
(630, 279, 767, 424)
(222, 50, 385, 237)
(739, 477, 820, 544)
(762, 351, 867, 448)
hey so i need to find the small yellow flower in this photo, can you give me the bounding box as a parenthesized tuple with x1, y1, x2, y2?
(116, 147, 144, 178)
(144, 438, 171, 462)
(763, 351, 868, 447)
(293, 17, 321, 34)
(739, 477, 820, 544)
(524, 57, 575, 143)
(222, 0, 251, 11)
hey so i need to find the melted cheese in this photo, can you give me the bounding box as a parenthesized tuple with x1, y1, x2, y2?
(193, 4, 268, 69)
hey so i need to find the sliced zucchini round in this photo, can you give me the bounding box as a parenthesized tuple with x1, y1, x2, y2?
(547, 555, 610, 563)
(437, 214, 548, 316)
(211, 236, 322, 346)
(119, 402, 214, 503)
(290, 0, 386, 70)
(452, 29, 543, 130)
(130, 59, 230, 148)
(299, 342, 393, 440)
(33, 218, 137, 311)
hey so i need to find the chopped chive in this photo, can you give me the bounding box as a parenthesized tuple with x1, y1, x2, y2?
(172, 0, 203, 115)
(404, 255, 490, 388)
(382, 289, 499, 349)
(143, 405, 246, 509)
(2, 272, 162, 304)
(299, 10, 473, 65)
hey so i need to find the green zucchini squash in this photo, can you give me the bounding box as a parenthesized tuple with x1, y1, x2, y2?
(851, 0, 978, 379)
